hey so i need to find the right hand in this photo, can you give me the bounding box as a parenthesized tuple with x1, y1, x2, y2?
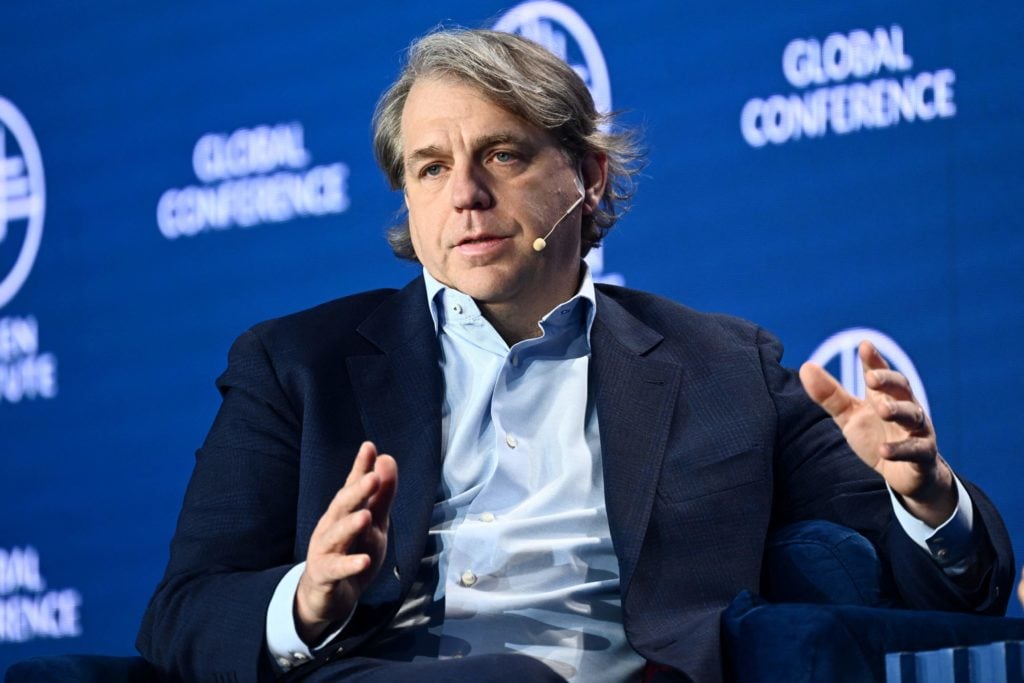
(1018, 566, 1024, 609)
(294, 441, 398, 644)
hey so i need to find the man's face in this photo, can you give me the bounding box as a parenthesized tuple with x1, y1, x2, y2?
(400, 77, 587, 316)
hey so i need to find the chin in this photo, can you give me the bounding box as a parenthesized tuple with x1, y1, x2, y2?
(457, 285, 515, 304)
(449, 269, 521, 299)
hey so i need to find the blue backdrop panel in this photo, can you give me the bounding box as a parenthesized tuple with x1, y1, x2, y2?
(1, 0, 1021, 671)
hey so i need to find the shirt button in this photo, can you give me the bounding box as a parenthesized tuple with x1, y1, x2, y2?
(451, 303, 463, 314)
(460, 570, 478, 587)
(505, 434, 517, 449)
(480, 512, 496, 523)
(276, 657, 292, 669)
(292, 652, 309, 662)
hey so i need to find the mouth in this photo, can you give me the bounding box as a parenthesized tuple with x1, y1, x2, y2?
(456, 233, 508, 247)
(454, 233, 512, 256)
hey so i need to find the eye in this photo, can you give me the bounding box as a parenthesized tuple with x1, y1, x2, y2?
(493, 150, 515, 163)
(421, 163, 444, 177)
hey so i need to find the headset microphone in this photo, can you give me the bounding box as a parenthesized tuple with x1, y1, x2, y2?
(533, 175, 586, 253)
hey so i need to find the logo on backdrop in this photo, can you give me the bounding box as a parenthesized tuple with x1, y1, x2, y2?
(0, 98, 58, 405)
(741, 25, 957, 147)
(494, 1, 612, 118)
(0, 546, 82, 643)
(157, 121, 350, 239)
(494, 1, 623, 284)
(0, 97, 45, 310)
(807, 327, 930, 416)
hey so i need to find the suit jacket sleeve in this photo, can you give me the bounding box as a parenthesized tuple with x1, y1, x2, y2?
(755, 326, 1015, 614)
(136, 328, 305, 682)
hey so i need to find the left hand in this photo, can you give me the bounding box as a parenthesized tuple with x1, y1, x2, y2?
(799, 340, 955, 527)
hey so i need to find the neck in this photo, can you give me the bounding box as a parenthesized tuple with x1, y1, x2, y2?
(478, 301, 545, 345)
(478, 268, 584, 346)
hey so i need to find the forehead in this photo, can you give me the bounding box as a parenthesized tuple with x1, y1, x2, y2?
(400, 77, 546, 150)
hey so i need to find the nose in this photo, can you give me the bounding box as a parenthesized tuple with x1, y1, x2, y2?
(450, 165, 493, 211)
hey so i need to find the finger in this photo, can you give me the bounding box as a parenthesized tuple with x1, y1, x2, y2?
(873, 398, 930, 435)
(799, 362, 856, 427)
(320, 470, 381, 526)
(366, 454, 398, 531)
(314, 508, 373, 555)
(324, 442, 382, 523)
(879, 436, 938, 463)
(303, 552, 373, 593)
(319, 552, 373, 581)
(344, 441, 379, 487)
(859, 340, 891, 372)
(865, 369, 914, 402)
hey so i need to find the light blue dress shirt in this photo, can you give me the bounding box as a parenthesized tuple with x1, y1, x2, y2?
(416, 266, 646, 681)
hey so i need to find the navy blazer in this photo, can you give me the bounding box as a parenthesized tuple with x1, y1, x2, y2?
(137, 277, 1014, 682)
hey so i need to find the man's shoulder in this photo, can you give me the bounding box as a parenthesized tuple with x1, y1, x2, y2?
(258, 287, 401, 331)
(595, 283, 764, 346)
(243, 278, 424, 356)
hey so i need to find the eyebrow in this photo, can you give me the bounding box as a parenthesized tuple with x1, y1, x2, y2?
(404, 132, 534, 167)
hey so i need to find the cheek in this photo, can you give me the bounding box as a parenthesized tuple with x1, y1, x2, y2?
(405, 210, 437, 264)
(406, 215, 423, 253)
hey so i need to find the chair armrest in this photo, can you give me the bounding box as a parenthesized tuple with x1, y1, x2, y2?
(763, 520, 887, 607)
(722, 592, 1024, 682)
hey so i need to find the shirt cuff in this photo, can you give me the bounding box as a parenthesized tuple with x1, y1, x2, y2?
(887, 474, 976, 575)
(265, 562, 352, 672)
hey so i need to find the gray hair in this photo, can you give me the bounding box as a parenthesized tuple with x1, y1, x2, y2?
(372, 28, 643, 259)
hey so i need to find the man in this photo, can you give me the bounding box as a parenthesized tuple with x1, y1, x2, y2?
(137, 29, 1014, 682)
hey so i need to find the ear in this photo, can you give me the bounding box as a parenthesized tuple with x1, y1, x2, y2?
(579, 152, 608, 215)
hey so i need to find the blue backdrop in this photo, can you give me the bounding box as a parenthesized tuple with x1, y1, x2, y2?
(1, 0, 1021, 670)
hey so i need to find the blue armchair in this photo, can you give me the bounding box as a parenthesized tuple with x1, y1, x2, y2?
(723, 521, 1024, 682)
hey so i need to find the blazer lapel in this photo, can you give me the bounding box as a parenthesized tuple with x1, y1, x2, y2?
(344, 280, 684, 595)
(592, 289, 683, 593)
(348, 276, 443, 581)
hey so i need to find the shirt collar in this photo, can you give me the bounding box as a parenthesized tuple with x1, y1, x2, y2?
(422, 264, 598, 340)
